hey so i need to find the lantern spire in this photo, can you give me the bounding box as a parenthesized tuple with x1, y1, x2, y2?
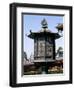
(41, 18, 48, 29)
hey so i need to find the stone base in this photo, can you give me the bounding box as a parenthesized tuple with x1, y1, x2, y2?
(34, 59, 55, 63)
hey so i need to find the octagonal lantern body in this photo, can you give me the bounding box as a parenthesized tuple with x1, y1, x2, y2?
(28, 30, 60, 62)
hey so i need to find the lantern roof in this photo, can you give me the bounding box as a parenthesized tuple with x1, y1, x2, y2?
(27, 19, 61, 39)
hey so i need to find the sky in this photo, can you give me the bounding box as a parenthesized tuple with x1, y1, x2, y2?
(23, 14, 64, 58)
